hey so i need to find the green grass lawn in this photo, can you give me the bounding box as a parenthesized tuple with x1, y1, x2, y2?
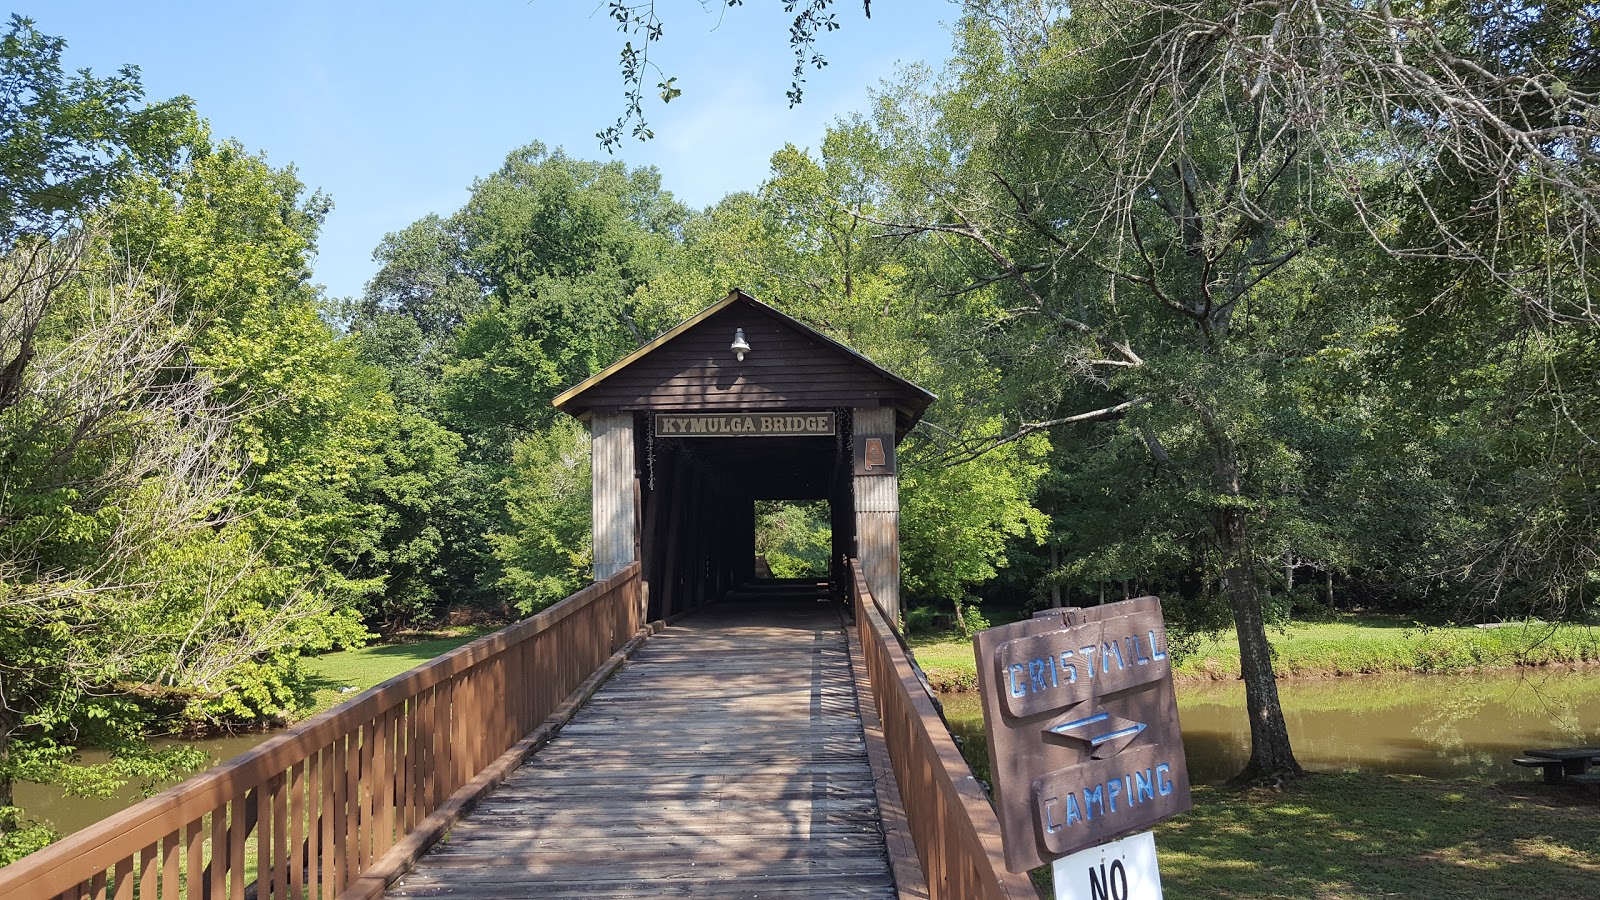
(905, 632, 985, 691)
(1153, 774, 1600, 899)
(298, 628, 494, 715)
(1174, 617, 1600, 679)
(906, 616, 1600, 691)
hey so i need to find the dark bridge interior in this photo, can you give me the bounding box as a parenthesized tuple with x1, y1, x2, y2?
(637, 417, 856, 620)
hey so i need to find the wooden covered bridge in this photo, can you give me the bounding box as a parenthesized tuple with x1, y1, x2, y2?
(0, 292, 1039, 900)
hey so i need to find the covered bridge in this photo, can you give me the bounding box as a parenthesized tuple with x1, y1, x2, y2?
(553, 288, 936, 626)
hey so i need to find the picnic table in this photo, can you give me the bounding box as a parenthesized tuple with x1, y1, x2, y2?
(1514, 747, 1600, 784)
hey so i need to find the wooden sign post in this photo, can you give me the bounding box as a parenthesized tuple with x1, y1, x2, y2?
(973, 597, 1191, 874)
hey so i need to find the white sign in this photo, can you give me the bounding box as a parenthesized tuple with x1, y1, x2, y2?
(1053, 831, 1164, 900)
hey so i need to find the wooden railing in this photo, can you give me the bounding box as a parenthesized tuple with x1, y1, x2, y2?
(851, 560, 1039, 900)
(0, 563, 644, 900)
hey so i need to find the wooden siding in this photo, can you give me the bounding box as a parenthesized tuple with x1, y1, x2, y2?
(854, 407, 901, 626)
(575, 304, 903, 413)
(389, 598, 897, 899)
(591, 412, 637, 580)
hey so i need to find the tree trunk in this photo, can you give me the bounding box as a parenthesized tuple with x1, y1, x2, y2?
(1221, 529, 1303, 782)
(0, 338, 34, 413)
(1198, 407, 1303, 783)
(1050, 543, 1062, 608)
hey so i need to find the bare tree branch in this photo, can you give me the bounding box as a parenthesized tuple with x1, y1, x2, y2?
(933, 397, 1151, 466)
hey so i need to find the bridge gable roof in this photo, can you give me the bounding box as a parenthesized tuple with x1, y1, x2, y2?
(553, 290, 935, 435)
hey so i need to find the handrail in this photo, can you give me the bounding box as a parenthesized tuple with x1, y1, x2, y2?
(0, 563, 644, 900)
(851, 559, 1039, 899)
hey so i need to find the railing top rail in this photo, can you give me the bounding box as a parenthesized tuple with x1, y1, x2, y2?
(0, 562, 640, 894)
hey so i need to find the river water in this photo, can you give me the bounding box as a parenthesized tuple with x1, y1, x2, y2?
(17, 669, 1600, 839)
(938, 668, 1600, 784)
(12, 732, 271, 840)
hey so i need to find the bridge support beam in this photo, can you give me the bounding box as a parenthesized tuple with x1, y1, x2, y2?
(853, 406, 901, 628)
(591, 411, 638, 581)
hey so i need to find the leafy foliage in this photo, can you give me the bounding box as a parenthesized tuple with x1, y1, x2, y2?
(491, 419, 593, 614)
(11, 0, 1600, 853)
(0, 15, 191, 251)
(755, 501, 831, 578)
(0, 21, 391, 847)
(345, 143, 690, 624)
(597, 1, 857, 149)
(0, 808, 54, 866)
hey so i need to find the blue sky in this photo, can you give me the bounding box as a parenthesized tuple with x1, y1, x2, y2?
(36, 1, 958, 300)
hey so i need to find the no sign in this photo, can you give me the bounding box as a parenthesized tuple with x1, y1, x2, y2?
(1052, 831, 1163, 900)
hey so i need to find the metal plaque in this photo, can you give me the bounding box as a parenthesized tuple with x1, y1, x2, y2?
(654, 412, 834, 437)
(974, 597, 1191, 873)
(853, 434, 896, 475)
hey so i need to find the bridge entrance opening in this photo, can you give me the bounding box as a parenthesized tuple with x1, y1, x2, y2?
(635, 423, 851, 617)
(554, 290, 934, 626)
(754, 500, 832, 579)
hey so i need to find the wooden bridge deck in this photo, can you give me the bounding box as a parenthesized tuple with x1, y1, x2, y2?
(388, 596, 898, 899)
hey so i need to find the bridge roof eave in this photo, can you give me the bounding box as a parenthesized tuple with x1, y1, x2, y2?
(552, 289, 937, 438)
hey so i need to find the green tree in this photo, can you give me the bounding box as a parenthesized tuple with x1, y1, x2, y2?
(489, 418, 594, 614)
(344, 143, 691, 621)
(0, 233, 345, 853)
(755, 501, 832, 578)
(0, 15, 190, 252)
(111, 135, 393, 628)
(360, 214, 483, 339)
(900, 434, 1049, 604)
(0, 13, 190, 418)
(853, 0, 1600, 783)
(441, 143, 687, 450)
(823, 5, 1357, 780)
(635, 126, 1056, 613)
(0, 19, 201, 852)
(2, 105, 388, 854)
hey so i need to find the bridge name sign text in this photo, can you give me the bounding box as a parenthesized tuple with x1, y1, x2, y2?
(655, 412, 835, 437)
(974, 596, 1191, 873)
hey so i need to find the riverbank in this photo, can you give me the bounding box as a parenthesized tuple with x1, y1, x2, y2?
(298, 626, 493, 715)
(906, 616, 1600, 691)
(1152, 773, 1599, 899)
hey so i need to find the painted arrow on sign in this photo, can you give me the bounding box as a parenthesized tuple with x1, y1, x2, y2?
(1044, 707, 1147, 759)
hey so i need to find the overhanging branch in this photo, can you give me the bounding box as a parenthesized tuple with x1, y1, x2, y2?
(933, 397, 1150, 467)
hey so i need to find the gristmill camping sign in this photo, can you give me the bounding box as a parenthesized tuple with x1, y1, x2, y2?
(973, 596, 1191, 874)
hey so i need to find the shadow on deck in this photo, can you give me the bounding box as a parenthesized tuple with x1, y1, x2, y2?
(388, 585, 898, 899)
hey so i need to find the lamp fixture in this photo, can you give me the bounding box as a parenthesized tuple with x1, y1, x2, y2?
(730, 328, 751, 362)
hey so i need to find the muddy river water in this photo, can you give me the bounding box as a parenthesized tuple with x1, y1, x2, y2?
(939, 668, 1600, 783)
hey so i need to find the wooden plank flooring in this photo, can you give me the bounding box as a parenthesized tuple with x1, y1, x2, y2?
(389, 597, 897, 899)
